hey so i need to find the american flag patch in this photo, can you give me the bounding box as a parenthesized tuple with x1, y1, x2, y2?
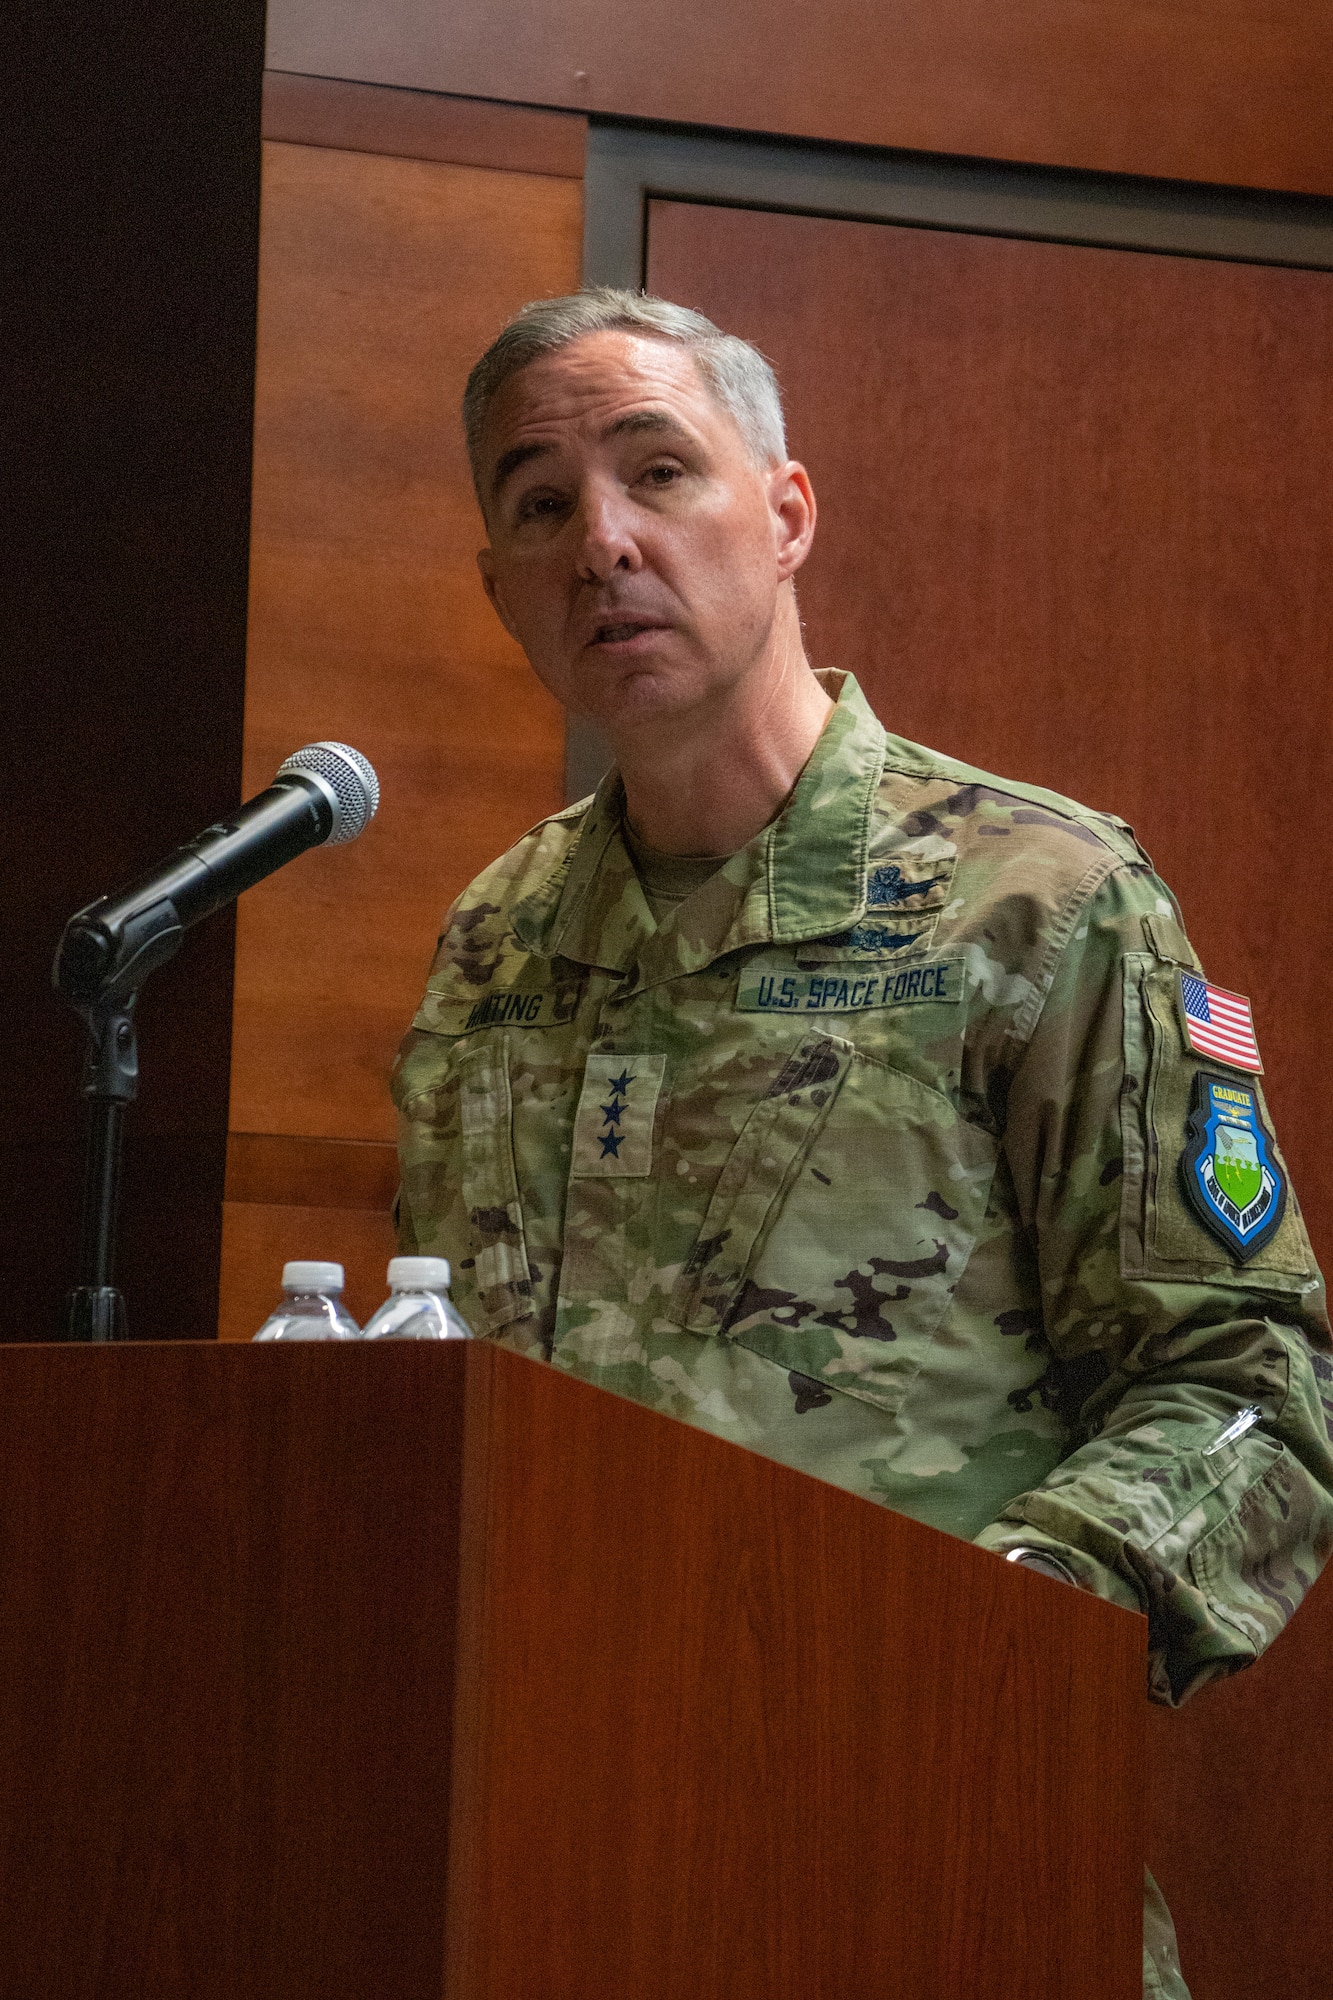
(1178, 973, 1263, 1074)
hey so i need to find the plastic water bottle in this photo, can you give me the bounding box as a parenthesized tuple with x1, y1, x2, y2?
(361, 1257, 473, 1341)
(252, 1261, 361, 1341)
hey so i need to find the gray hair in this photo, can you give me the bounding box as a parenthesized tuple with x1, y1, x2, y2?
(463, 288, 787, 494)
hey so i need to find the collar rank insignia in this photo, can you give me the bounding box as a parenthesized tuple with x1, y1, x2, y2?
(1178, 971, 1263, 1073)
(1180, 1072, 1286, 1262)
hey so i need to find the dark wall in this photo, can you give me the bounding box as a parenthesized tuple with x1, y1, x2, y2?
(2, 1, 268, 1338)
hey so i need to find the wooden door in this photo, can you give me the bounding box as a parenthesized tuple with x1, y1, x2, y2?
(646, 197, 1333, 2000)
(649, 199, 1333, 1255)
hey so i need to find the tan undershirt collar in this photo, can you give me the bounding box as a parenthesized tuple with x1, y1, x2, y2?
(621, 817, 732, 925)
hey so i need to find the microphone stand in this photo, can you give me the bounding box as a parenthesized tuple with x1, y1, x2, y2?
(55, 892, 180, 1344)
(52, 783, 332, 1341)
(50, 744, 377, 1342)
(67, 993, 139, 1340)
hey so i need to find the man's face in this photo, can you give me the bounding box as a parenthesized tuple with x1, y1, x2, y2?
(475, 330, 815, 729)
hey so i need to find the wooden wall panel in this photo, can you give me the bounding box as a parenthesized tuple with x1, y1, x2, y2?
(224, 133, 581, 1334)
(262, 70, 585, 177)
(646, 194, 1333, 2000)
(266, 0, 1333, 197)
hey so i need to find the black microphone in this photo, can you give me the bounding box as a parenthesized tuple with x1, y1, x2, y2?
(54, 741, 380, 1008)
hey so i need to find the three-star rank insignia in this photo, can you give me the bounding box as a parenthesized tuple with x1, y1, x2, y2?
(571, 1053, 667, 1178)
(1180, 1071, 1286, 1262)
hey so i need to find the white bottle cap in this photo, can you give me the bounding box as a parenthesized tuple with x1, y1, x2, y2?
(387, 1256, 451, 1290)
(282, 1261, 345, 1291)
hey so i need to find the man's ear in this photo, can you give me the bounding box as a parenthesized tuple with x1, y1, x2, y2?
(477, 547, 520, 641)
(771, 461, 817, 582)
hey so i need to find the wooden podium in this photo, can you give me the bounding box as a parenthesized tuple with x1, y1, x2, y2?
(0, 1342, 1143, 1998)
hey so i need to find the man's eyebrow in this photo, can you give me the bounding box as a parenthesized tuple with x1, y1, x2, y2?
(489, 410, 694, 500)
(491, 439, 552, 500)
(603, 409, 694, 445)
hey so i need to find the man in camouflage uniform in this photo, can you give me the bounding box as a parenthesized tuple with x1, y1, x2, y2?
(394, 290, 1333, 1998)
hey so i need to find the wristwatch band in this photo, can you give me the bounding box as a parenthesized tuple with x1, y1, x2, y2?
(1004, 1547, 1078, 1586)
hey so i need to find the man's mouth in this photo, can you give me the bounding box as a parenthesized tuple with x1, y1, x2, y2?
(590, 619, 665, 646)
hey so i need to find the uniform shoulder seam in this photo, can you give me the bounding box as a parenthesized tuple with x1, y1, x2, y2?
(880, 734, 1146, 863)
(530, 794, 595, 831)
(1009, 853, 1157, 1055)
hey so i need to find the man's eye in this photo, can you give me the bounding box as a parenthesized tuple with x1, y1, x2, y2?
(516, 491, 567, 523)
(643, 462, 682, 486)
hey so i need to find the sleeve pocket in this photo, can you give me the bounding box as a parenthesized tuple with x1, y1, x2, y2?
(1120, 956, 1314, 1292)
(1188, 1442, 1318, 1659)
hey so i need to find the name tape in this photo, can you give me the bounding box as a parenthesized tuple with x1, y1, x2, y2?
(414, 986, 565, 1035)
(462, 989, 559, 1031)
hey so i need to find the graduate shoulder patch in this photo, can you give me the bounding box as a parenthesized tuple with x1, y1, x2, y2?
(1180, 1072, 1286, 1262)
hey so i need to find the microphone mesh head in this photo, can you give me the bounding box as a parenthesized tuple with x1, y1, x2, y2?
(276, 742, 380, 844)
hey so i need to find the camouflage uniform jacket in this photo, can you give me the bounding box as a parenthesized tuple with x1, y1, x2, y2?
(395, 671, 1333, 1706)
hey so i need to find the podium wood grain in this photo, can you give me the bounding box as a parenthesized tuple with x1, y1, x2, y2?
(0, 1342, 464, 1997)
(0, 1342, 1143, 1997)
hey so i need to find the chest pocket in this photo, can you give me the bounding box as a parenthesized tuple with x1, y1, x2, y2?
(671, 1031, 999, 1419)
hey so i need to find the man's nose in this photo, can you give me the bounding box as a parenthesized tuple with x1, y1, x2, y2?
(574, 485, 643, 582)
